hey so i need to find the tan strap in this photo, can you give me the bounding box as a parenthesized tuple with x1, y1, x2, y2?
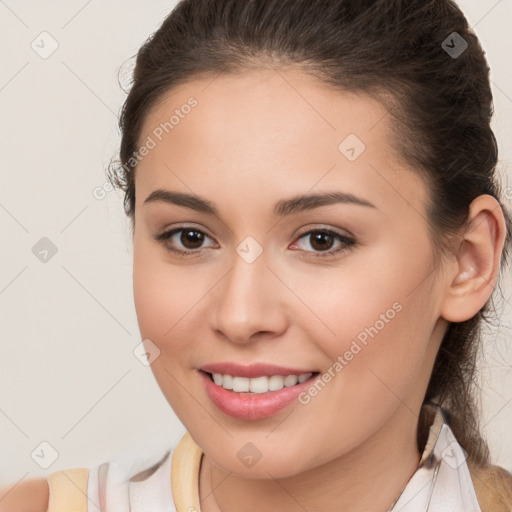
(469, 461, 512, 512)
(46, 468, 89, 512)
(171, 432, 204, 512)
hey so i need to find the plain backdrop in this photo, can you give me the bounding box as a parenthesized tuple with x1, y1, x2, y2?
(1, 0, 511, 486)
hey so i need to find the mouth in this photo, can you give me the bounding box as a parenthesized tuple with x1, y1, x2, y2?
(201, 370, 320, 394)
(198, 369, 321, 421)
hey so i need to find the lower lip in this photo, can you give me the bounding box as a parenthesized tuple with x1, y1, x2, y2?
(198, 370, 319, 421)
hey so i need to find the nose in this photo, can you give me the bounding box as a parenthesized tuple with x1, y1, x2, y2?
(208, 248, 289, 345)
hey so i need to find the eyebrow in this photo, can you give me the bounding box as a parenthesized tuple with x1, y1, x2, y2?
(143, 189, 377, 217)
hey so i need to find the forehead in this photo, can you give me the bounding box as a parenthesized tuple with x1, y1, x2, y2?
(134, 69, 429, 222)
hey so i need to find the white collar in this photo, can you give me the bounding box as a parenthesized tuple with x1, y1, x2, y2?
(387, 404, 481, 511)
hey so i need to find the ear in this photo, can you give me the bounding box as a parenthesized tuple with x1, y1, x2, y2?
(440, 194, 507, 323)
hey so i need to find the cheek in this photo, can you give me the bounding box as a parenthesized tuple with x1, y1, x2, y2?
(292, 246, 436, 396)
(133, 251, 199, 417)
(291, 299, 434, 463)
(133, 255, 168, 341)
(133, 243, 200, 342)
(132, 245, 215, 389)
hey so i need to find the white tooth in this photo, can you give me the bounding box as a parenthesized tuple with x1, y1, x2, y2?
(232, 376, 250, 392)
(223, 374, 234, 390)
(268, 375, 285, 391)
(284, 375, 298, 387)
(249, 376, 269, 394)
(213, 373, 308, 392)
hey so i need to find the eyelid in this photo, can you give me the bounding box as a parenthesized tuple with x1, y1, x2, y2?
(294, 223, 353, 238)
(153, 225, 218, 246)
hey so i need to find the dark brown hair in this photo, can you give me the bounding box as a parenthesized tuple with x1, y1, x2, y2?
(107, 0, 512, 465)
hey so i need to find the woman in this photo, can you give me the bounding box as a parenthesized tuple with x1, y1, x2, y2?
(3, 0, 512, 510)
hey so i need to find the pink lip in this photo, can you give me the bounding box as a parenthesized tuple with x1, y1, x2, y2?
(198, 370, 319, 421)
(199, 362, 317, 378)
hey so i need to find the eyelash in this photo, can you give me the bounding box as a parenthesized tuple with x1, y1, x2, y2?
(153, 226, 356, 260)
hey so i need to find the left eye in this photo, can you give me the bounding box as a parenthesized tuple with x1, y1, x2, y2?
(291, 229, 355, 258)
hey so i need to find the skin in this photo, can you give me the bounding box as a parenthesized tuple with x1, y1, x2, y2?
(130, 68, 506, 512)
(0, 479, 48, 511)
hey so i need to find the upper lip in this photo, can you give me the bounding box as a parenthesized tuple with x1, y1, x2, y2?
(199, 362, 317, 378)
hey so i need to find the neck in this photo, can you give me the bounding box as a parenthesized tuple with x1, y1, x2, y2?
(198, 406, 422, 512)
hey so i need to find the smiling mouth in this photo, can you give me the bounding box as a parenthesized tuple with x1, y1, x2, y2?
(202, 370, 320, 394)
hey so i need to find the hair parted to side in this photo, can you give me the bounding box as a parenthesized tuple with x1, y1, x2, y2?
(107, 0, 512, 466)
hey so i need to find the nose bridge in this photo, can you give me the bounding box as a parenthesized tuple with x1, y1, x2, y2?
(209, 241, 286, 344)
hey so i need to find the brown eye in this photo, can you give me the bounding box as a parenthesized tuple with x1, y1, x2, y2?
(153, 227, 217, 256)
(292, 229, 356, 260)
(180, 229, 205, 249)
(308, 231, 336, 251)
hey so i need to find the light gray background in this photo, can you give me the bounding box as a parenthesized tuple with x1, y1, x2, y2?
(1, 0, 511, 486)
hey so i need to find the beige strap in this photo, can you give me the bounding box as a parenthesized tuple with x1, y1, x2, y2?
(469, 461, 512, 512)
(46, 468, 89, 512)
(171, 432, 204, 512)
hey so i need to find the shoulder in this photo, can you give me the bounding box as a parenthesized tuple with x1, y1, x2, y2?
(468, 460, 512, 512)
(0, 477, 49, 512)
(0, 436, 190, 512)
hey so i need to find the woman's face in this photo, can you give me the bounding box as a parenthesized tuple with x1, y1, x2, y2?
(132, 69, 450, 478)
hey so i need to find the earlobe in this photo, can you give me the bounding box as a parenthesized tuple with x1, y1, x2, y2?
(440, 195, 506, 323)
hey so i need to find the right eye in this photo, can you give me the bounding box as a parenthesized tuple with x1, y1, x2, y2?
(153, 227, 218, 257)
